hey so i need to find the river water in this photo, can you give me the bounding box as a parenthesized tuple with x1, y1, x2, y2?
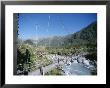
(62, 62, 92, 75)
(47, 54, 96, 75)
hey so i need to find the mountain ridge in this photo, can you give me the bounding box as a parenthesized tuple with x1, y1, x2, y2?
(24, 21, 97, 47)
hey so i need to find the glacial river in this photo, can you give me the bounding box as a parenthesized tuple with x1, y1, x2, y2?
(62, 63, 92, 75)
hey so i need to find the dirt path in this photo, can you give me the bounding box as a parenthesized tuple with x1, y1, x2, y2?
(28, 61, 64, 75)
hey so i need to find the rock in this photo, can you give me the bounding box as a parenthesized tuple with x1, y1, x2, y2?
(77, 57, 84, 63)
(83, 59, 90, 66)
(73, 60, 78, 63)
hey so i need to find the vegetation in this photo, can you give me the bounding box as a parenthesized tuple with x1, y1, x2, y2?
(45, 68, 62, 75)
(17, 21, 97, 75)
(17, 42, 52, 75)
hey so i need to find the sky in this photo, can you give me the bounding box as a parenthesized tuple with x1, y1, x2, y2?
(18, 13, 97, 40)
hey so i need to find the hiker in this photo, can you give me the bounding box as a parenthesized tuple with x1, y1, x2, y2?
(39, 66, 43, 75)
(58, 58, 60, 64)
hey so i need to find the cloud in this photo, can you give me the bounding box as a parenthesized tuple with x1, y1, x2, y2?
(47, 15, 51, 32)
(49, 15, 50, 20)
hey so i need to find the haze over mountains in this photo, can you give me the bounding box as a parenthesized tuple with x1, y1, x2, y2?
(24, 21, 97, 47)
(34, 21, 97, 47)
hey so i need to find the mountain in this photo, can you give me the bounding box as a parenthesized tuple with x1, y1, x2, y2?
(34, 21, 97, 47)
(63, 21, 97, 46)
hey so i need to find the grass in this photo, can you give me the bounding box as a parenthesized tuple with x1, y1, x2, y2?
(45, 68, 62, 75)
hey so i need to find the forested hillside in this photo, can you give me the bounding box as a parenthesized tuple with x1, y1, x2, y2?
(36, 21, 97, 47)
